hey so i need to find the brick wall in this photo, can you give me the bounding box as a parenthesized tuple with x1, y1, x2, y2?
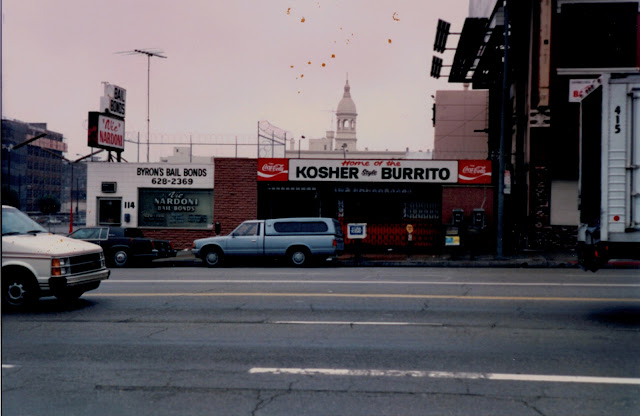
(143, 229, 215, 250)
(442, 186, 494, 227)
(214, 158, 258, 235)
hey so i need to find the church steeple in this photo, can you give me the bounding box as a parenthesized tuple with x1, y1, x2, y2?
(335, 76, 357, 152)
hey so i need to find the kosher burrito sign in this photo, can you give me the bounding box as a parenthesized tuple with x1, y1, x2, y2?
(288, 159, 458, 183)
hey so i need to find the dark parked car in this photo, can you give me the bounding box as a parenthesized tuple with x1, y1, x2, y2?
(69, 227, 176, 267)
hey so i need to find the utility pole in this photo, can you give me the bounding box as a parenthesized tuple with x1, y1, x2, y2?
(497, 2, 509, 258)
(118, 49, 167, 162)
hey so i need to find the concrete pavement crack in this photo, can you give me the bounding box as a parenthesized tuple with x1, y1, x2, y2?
(145, 327, 168, 338)
(251, 382, 295, 416)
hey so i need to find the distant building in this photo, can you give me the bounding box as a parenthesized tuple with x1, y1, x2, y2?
(286, 77, 431, 160)
(1, 119, 70, 213)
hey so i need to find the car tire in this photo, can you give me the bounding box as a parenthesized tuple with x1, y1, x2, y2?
(203, 247, 224, 267)
(2, 273, 38, 310)
(288, 247, 311, 267)
(111, 249, 129, 267)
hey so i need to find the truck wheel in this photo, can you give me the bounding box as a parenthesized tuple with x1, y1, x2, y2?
(111, 250, 129, 268)
(2, 274, 38, 310)
(203, 247, 224, 267)
(288, 247, 310, 267)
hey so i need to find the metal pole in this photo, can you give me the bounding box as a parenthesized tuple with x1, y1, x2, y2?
(497, 1, 509, 258)
(69, 163, 74, 233)
(147, 54, 150, 163)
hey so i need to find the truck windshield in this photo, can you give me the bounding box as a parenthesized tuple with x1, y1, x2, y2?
(2, 206, 47, 236)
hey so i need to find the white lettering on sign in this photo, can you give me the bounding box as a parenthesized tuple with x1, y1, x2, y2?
(101, 84, 127, 117)
(97, 115, 125, 150)
(289, 159, 458, 183)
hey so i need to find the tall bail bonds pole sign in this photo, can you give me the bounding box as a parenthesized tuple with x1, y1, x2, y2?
(288, 159, 458, 183)
(87, 111, 125, 152)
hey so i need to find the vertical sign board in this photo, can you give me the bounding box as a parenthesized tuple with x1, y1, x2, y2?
(87, 111, 125, 152)
(100, 84, 126, 118)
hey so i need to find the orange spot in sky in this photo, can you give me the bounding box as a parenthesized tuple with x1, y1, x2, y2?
(331, 54, 336, 58)
(290, 65, 294, 68)
(393, 12, 400, 21)
(301, 17, 306, 23)
(300, 74, 304, 78)
(388, 39, 392, 44)
(287, 8, 291, 15)
(322, 63, 326, 67)
(308, 61, 312, 65)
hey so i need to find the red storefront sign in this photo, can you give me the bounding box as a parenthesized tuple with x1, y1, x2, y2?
(257, 158, 289, 181)
(458, 160, 492, 184)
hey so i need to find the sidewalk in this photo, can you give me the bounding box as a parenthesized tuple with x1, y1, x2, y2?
(155, 248, 598, 268)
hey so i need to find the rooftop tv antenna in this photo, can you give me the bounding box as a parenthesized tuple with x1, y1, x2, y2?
(117, 48, 167, 162)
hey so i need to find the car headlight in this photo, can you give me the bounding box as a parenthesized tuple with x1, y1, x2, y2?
(52, 257, 71, 276)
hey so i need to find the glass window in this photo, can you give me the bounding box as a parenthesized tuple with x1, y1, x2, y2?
(70, 228, 101, 239)
(274, 221, 328, 233)
(98, 198, 121, 225)
(138, 188, 213, 228)
(273, 222, 299, 233)
(233, 222, 260, 236)
(300, 222, 328, 233)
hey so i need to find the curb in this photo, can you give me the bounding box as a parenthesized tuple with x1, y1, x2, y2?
(152, 250, 590, 268)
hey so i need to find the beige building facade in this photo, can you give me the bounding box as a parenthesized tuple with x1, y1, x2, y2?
(433, 88, 489, 160)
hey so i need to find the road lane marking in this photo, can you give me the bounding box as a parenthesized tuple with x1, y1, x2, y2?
(104, 279, 640, 287)
(273, 321, 443, 327)
(2, 365, 16, 369)
(249, 367, 640, 385)
(87, 292, 640, 302)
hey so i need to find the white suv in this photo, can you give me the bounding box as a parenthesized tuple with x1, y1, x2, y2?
(2, 205, 110, 309)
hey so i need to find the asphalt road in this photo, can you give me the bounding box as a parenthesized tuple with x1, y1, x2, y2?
(2, 266, 640, 415)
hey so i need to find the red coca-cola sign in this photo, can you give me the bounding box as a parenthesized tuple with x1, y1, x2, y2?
(257, 158, 289, 181)
(458, 160, 492, 184)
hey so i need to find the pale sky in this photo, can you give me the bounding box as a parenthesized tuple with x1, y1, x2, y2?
(2, 0, 468, 162)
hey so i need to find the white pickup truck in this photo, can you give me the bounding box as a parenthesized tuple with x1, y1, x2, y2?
(2, 205, 110, 309)
(192, 217, 345, 267)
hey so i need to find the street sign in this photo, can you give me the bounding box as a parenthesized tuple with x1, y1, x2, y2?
(347, 223, 367, 239)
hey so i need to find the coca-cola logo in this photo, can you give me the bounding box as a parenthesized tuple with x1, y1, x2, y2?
(462, 165, 487, 175)
(458, 161, 491, 184)
(262, 163, 284, 173)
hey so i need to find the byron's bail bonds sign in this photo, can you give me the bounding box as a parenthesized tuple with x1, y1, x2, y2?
(135, 165, 212, 187)
(133, 164, 214, 228)
(289, 159, 458, 183)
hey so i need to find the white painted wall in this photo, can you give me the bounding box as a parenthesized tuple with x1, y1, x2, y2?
(86, 162, 214, 227)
